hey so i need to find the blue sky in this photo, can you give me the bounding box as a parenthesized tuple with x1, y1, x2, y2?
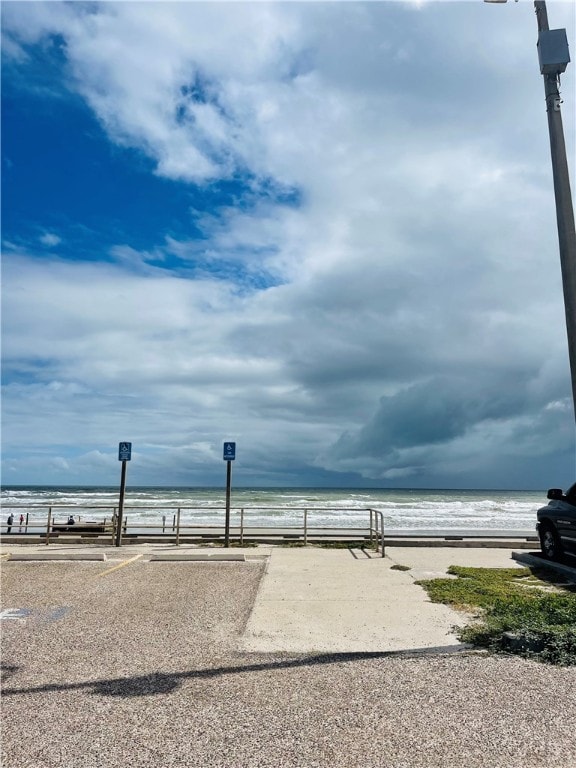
(2, 0, 575, 488)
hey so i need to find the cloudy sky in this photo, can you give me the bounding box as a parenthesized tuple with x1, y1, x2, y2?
(2, 0, 575, 489)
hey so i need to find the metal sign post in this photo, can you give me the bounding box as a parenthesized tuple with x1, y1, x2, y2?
(115, 442, 131, 547)
(223, 442, 236, 548)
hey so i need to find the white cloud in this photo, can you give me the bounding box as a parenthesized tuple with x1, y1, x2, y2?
(39, 233, 62, 247)
(1, 1, 575, 487)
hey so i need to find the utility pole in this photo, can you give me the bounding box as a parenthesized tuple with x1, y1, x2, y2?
(485, 0, 576, 420)
(534, 1, 576, 421)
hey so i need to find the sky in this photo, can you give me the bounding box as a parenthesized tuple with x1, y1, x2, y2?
(2, 0, 575, 490)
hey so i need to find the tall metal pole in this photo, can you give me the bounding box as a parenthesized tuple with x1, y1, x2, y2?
(224, 460, 232, 548)
(534, 0, 576, 421)
(115, 460, 127, 547)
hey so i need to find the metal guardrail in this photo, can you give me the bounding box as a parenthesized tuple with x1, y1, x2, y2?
(3, 506, 538, 554)
(370, 508, 386, 557)
(2, 505, 384, 552)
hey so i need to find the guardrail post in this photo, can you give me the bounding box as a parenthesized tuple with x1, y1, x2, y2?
(369, 509, 374, 546)
(162, 515, 166, 533)
(240, 508, 244, 546)
(46, 508, 52, 546)
(304, 509, 308, 546)
(176, 508, 181, 546)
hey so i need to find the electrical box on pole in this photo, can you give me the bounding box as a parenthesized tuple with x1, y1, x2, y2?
(537, 29, 570, 74)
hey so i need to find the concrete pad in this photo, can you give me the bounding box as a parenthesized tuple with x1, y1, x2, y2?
(386, 546, 527, 580)
(240, 547, 464, 653)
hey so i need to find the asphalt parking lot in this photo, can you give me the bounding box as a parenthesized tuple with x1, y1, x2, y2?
(2, 547, 576, 768)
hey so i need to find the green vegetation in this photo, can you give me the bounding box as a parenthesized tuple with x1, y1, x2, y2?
(391, 564, 412, 571)
(417, 565, 576, 666)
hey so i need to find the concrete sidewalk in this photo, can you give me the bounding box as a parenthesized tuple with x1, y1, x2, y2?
(240, 545, 527, 653)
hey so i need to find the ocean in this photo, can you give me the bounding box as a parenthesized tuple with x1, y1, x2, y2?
(1, 486, 545, 533)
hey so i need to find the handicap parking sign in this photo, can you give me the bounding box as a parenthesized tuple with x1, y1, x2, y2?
(118, 442, 132, 461)
(223, 442, 236, 461)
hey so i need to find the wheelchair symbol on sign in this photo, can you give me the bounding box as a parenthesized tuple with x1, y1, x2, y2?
(223, 442, 236, 460)
(118, 442, 132, 461)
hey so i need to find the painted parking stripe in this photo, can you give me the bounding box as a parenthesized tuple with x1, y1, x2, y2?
(93, 553, 143, 579)
(0, 608, 32, 621)
(0, 607, 71, 623)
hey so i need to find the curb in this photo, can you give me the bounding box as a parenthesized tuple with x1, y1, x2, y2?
(512, 551, 576, 579)
(6, 552, 107, 561)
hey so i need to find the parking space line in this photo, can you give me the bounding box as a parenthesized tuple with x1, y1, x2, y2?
(93, 553, 143, 578)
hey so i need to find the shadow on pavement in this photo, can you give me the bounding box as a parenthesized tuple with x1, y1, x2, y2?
(1, 645, 468, 698)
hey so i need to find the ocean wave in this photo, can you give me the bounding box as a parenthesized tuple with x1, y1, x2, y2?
(1, 486, 543, 530)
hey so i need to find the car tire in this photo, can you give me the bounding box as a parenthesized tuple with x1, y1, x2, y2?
(539, 524, 563, 561)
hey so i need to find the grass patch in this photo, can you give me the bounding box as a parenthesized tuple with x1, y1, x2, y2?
(391, 564, 412, 571)
(417, 566, 576, 666)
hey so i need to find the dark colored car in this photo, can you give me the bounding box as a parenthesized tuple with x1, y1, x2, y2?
(537, 483, 576, 561)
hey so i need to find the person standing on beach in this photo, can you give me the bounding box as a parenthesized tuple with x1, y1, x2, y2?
(6, 514, 14, 534)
